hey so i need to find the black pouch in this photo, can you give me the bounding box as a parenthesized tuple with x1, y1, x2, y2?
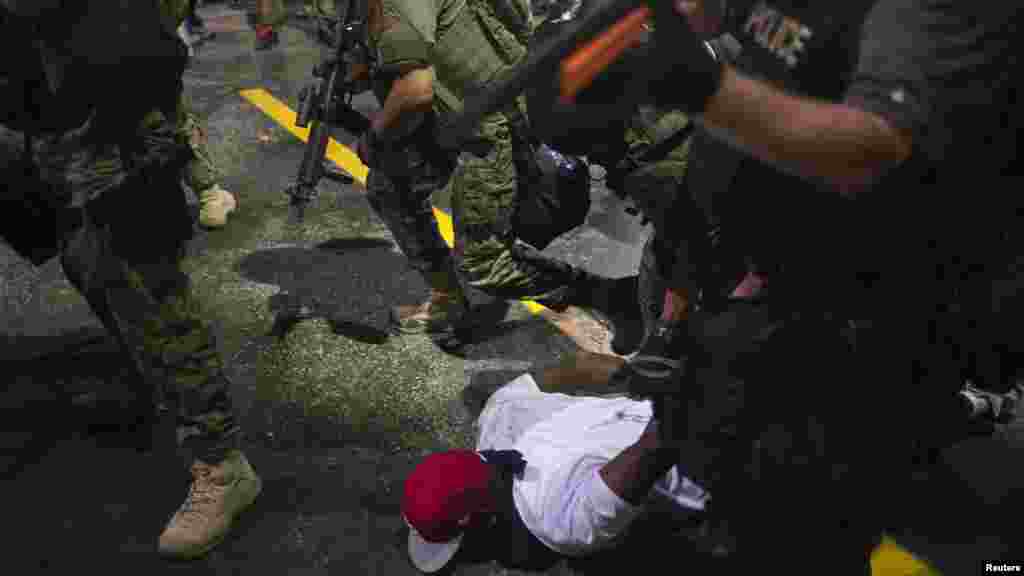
(503, 106, 591, 250)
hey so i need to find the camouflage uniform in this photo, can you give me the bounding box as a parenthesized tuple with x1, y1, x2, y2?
(0, 0, 238, 464)
(618, 107, 691, 235)
(301, 0, 336, 16)
(43, 120, 239, 462)
(156, 0, 222, 200)
(364, 111, 457, 279)
(141, 94, 220, 200)
(615, 107, 695, 340)
(2, 1, 259, 560)
(370, 0, 586, 311)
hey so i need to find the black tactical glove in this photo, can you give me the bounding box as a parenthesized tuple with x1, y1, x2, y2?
(645, 1, 725, 115)
(547, 2, 725, 127)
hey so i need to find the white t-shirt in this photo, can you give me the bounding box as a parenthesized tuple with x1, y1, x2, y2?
(475, 373, 709, 557)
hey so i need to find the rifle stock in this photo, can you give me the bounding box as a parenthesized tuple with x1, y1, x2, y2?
(438, 0, 646, 150)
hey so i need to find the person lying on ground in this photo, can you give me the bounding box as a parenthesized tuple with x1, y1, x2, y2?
(401, 352, 708, 573)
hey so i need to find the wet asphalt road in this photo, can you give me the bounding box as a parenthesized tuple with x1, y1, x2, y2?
(1, 2, 1022, 574)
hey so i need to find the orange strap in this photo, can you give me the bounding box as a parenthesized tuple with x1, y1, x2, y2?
(558, 5, 651, 104)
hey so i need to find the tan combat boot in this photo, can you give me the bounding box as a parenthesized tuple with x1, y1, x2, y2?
(198, 184, 237, 229)
(391, 271, 468, 335)
(158, 450, 262, 560)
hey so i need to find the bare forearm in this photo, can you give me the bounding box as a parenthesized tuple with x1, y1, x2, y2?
(535, 352, 626, 394)
(599, 428, 676, 505)
(699, 67, 911, 197)
(372, 67, 435, 140)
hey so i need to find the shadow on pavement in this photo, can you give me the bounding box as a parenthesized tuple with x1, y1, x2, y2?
(241, 238, 547, 352)
(461, 370, 525, 418)
(884, 425, 1024, 573)
(0, 331, 164, 481)
(238, 238, 421, 340)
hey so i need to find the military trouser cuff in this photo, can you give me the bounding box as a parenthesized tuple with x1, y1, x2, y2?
(179, 424, 241, 464)
(534, 288, 574, 312)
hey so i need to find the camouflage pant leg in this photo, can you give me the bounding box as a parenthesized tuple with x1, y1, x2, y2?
(365, 148, 455, 276)
(159, 0, 191, 26)
(60, 215, 239, 462)
(304, 0, 335, 14)
(450, 115, 579, 310)
(175, 93, 219, 194)
(56, 142, 238, 464)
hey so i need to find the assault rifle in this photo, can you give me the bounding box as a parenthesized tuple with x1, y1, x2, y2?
(438, 0, 657, 150)
(286, 0, 375, 222)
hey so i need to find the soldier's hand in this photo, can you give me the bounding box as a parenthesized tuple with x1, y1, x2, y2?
(645, 0, 725, 115)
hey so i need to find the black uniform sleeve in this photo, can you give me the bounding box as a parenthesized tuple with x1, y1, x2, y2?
(843, 0, 933, 156)
(843, 0, 1020, 164)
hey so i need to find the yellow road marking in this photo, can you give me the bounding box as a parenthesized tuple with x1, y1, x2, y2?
(240, 86, 940, 575)
(240, 88, 369, 184)
(872, 537, 940, 575)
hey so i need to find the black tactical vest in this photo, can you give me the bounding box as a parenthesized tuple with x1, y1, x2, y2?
(687, 0, 878, 311)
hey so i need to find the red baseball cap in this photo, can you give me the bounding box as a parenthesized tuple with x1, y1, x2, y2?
(402, 450, 495, 573)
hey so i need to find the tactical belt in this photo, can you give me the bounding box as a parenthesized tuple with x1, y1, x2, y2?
(610, 33, 741, 188)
